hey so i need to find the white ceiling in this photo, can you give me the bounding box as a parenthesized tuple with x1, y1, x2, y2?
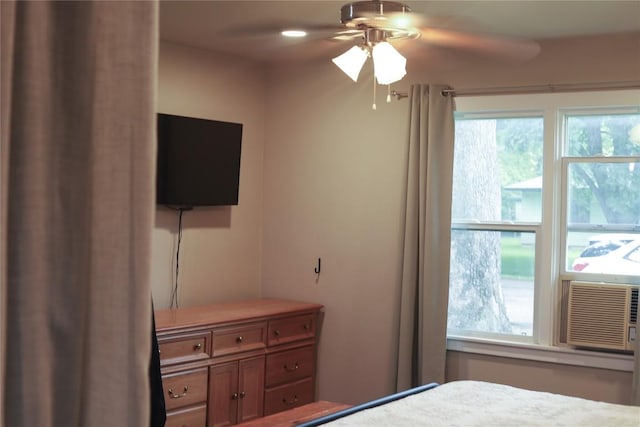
(159, 1, 640, 62)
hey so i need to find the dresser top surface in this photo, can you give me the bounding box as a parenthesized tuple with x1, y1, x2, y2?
(155, 298, 323, 332)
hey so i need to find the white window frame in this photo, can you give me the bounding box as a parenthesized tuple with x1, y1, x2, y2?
(447, 90, 640, 371)
(449, 223, 541, 345)
(558, 105, 640, 284)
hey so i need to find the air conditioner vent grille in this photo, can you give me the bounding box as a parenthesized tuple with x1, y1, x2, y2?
(567, 282, 629, 350)
(630, 288, 638, 324)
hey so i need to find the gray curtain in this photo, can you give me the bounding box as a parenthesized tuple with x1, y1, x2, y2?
(396, 84, 455, 391)
(0, 1, 13, 423)
(1, 1, 158, 425)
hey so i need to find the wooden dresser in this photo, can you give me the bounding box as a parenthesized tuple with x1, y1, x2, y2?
(155, 298, 324, 427)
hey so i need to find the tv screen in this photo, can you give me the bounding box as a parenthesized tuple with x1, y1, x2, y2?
(156, 113, 243, 207)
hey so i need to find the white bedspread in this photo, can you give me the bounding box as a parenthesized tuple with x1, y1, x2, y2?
(325, 380, 640, 426)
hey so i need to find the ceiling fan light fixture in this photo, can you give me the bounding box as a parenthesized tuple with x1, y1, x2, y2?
(372, 41, 406, 84)
(332, 45, 369, 82)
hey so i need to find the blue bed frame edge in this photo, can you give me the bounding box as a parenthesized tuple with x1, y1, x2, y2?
(296, 382, 440, 427)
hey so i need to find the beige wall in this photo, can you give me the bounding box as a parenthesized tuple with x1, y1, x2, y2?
(446, 351, 633, 405)
(152, 33, 639, 405)
(151, 42, 265, 308)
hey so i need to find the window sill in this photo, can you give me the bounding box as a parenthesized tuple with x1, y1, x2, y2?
(446, 336, 634, 372)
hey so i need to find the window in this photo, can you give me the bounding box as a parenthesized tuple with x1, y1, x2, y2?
(447, 90, 640, 351)
(562, 112, 640, 277)
(449, 115, 542, 339)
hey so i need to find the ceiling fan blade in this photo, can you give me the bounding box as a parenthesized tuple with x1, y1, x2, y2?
(417, 26, 541, 61)
(223, 22, 345, 40)
(260, 37, 351, 62)
(331, 29, 366, 41)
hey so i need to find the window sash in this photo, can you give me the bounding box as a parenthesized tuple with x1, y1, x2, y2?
(561, 157, 640, 232)
(449, 224, 542, 342)
(559, 156, 640, 279)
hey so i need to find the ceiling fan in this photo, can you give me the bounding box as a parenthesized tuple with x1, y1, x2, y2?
(277, 1, 540, 86)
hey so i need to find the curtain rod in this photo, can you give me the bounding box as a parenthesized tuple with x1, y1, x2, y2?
(391, 80, 640, 100)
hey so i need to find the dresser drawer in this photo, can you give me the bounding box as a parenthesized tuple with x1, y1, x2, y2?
(158, 332, 210, 366)
(165, 403, 206, 427)
(265, 345, 315, 387)
(212, 322, 266, 357)
(163, 368, 208, 411)
(268, 314, 316, 346)
(263, 377, 314, 416)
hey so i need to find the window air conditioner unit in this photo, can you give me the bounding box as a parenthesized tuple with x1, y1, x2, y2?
(567, 281, 638, 352)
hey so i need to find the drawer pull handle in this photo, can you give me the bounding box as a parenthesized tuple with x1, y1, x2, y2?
(236, 336, 244, 343)
(167, 386, 188, 399)
(284, 363, 299, 372)
(240, 391, 246, 398)
(231, 392, 239, 400)
(274, 330, 280, 336)
(282, 395, 299, 405)
(303, 323, 310, 330)
(193, 343, 202, 351)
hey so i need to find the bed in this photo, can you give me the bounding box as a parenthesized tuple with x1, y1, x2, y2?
(297, 380, 640, 426)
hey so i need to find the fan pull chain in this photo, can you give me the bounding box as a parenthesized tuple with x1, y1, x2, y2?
(372, 75, 377, 110)
(387, 85, 392, 103)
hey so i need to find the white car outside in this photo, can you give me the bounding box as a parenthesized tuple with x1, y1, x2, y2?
(580, 240, 640, 275)
(587, 233, 637, 246)
(572, 233, 640, 271)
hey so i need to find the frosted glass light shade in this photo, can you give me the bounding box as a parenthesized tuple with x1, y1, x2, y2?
(332, 46, 369, 82)
(372, 42, 406, 85)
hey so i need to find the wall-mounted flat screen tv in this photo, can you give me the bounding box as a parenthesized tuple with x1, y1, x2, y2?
(156, 113, 243, 207)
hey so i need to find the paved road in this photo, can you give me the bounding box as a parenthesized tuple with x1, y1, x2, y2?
(502, 279, 534, 336)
